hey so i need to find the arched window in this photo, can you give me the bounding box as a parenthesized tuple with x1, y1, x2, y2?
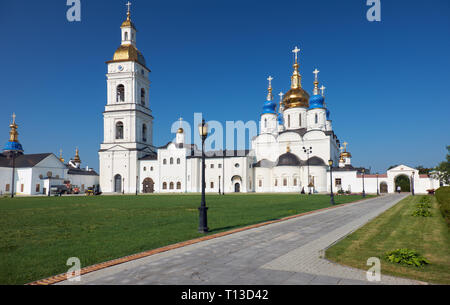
(169, 182, 174, 190)
(141, 88, 145, 106)
(162, 182, 167, 190)
(117, 85, 125, 102)
(124, 32, 128, 41)
(163, 159, 167, 165)
(142, 124, 147, 142)
(299, 114, 302, 127)
(315, 114, 318, 124)
(264, 118, 267, 128)
(283, 178, 288, 186)
(259, 180, 262, 187)
(210, 182, 214, 189)
(116, 122, 124, 139)
(293, 178, 298, 186)
(274, 179, 278, 187)
(177, 182, 181, 190)
(177, 158, 181, 164)
(288, 115, 291, 128)
(170, 158, 174, 165)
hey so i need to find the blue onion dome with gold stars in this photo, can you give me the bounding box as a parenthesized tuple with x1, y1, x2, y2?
(3, 113, 24, 153)
(309, 69, 325, 109)
(262, 76, 277, 114)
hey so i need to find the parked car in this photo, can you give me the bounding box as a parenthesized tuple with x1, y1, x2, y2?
(50, 185, 69, 196)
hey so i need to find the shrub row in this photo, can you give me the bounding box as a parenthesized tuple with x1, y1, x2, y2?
(435, 186, 450, 226)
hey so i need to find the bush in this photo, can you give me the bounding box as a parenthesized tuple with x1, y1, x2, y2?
(435, 186, 450, 226)
(412, 208, 432, 217)
(416, 203, 432, 209)
(385, 249, 430, 267)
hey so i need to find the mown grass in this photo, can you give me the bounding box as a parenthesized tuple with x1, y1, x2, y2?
(0, 193, 366, 285)
(326, 195, 450, 284)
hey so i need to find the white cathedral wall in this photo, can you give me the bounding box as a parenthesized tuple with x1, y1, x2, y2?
(260, 114, 278, 135)
(307, 108, 327, 131)
(0, 167, 12, 194)
(252, 133, 278, 162)
(157, 145, 187, 193)
(283, 107, 307, 130)
(272, 166, 302, 193)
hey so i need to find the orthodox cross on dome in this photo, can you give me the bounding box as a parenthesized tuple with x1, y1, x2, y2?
(266, 76, 273, 101)
(340, 146, 344, 153)
(267, 76, 273, 88)
(11, 113, 16, 125)
(278, 92, 283, 101)
(178, 117, 183, 127)
(292, 46, 301, 63)
(320, 85, 326, 96)
(343, 142, 348, 151)
(126, 1, 132, 13)
(313, 69, 320, 81)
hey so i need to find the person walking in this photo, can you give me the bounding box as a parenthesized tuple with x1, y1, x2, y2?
(397, 185, 401, 193)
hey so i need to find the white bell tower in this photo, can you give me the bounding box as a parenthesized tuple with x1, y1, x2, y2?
(99, 2, 154, 194)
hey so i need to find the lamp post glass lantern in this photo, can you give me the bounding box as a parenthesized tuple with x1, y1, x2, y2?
(328, 160, 335, 205)
(198, 120, 209, 233)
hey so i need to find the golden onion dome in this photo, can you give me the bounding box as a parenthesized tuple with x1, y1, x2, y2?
(177, 128, 184, 134)
(110, 44, 147, 67)
(341, 151, 352, 158)
(283, 50, 310, 109)
(283, 87, 310, 109)
(121, 10, 136, 30)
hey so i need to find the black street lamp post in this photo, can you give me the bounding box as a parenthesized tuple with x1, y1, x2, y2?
(362, 169, 366, 198)
(328, 160, 335, 205)
(411, 171, 415, 196)
(7, 151, 19, 198)
(198, 120, 209, 233)
(303, 146, 312, 195)
(136, 175, 138, 196)
(376, 173, 379, 196)
(122, 177, 125, 195)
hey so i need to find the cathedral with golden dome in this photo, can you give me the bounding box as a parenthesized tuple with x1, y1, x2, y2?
(97, 4, 441, 195)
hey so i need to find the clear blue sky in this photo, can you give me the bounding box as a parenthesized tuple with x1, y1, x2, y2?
(1, 0, 449, 173)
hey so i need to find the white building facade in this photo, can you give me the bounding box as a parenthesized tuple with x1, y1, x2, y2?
(99, 9, 442, 195)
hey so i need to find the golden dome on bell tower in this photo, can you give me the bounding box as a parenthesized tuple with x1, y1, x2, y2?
(282, 46, 310, 109)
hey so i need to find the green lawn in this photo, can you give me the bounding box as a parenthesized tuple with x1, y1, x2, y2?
(326, 195, 450, 284)
(0, 193, 366, 285)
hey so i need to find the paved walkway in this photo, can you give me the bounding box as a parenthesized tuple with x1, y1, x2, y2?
(59, 194, 422, 285)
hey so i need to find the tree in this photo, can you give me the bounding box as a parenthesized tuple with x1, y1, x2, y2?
(435, 146, 450, 185)
(416, 165, 433, 175)
(387, 164, 399, 170)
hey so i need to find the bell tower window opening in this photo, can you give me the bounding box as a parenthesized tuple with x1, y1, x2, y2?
(116, 122, 124, 140)
(142, 124, 147, 142)
(141, 88, 146, 106)
(117, 85, 125, 102)
(124, 32, 128, 41)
